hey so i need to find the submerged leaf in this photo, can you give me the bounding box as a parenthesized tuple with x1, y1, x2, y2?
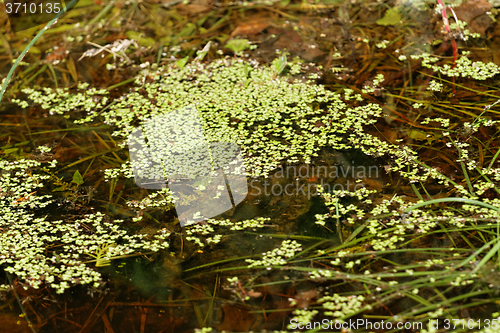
(407, 129, 428, 141)
(72, 170, 84, 186)
(230, 20, 270, 38)
(376, 7, 402, 26)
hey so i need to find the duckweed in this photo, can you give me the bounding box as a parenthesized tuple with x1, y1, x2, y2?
(18, 58, 389, 179)
(10, 50, 500, 326)
(0, 157, 170, 293)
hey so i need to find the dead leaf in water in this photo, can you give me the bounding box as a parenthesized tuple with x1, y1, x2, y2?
(291, 289, 318, 308)
(230, 20, 270, 38)
(217, 305, 255, 332)
(454, 0, 493, 36)
(176, 3, 211, 13)
(246, 290, 263, 298)
(301, 43, 325, 61)
(271, 28, 302, 52)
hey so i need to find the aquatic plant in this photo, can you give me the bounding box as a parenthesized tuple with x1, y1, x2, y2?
(0, 0, 79, 102)
(18, 58, 390, 180)
(245, 239, 302, 268)
(0, 154, 171, 293)
(184, 217, 270, 247)
(0, 151, 274, 293)
(409, 52, 500, 80)
(10, 41, 500, 329)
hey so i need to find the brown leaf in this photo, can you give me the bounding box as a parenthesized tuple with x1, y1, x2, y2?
(230, 20, 270, 38)
(176, 4, 211, 13)
(300, 43, 325, 61)
(293, 289, 318, 308)
(66, 57, 78, 82)
(246, 290, 263, 298)
(217, 305, 255, 332)
(381, 128, 399, 144)
(0, 313, 32, 333)
(272, 29, 302, 52)
(454, 0, 493, 35)
(314, 120, 325, 128)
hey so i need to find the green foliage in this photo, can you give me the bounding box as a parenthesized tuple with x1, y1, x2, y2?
(0, 156, 171, 294)
(225, 39, 250, 53)
(410, 52, 500, 80)
(19, 58, 391, 180)
(176, 55, 189, 69)
(0, 154, 274, 293)
(376, 7, 402, 26)
(196, 41, 212, 62)
(272, 54, 287, 77)
(71, 170, 84, 186)
(11, 45, 500, 326)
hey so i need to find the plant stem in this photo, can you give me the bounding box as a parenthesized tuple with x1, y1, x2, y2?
(403, 197, 500, 213)
(6, 272, 37, 333)
(0, 0, 79, 103)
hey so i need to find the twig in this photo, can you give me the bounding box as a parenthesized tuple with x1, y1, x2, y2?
(436, 0, 460, 93)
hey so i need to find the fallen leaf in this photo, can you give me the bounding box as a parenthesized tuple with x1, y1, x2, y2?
(217, 305, 255, 331)
(273, 34, 301, 52)
(292, 289, 318, 308)
(300, 43, 325, 61)
(66, 56, 78, 82)
(376, 7, 402, 26)
(176, 4, 211, 13)
(246, 290, 263, 298)
(407, 129, 428, 141)
(454, 0, 493, 36)
(381, 128, 399, 144)
(314, 120, 325, 128)
(230, 20, 270, 38)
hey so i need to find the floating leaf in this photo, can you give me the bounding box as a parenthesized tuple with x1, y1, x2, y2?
(52, 187, 67, 192)
(196, 41, 212, 62)
(225, 39, 250, 53)
(176, 56, 189, 69)
(376, 7, 402, 26)
(407, 129, 428, 141)
(272, 54, 287, 76)
(71, 170, 84, 186)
